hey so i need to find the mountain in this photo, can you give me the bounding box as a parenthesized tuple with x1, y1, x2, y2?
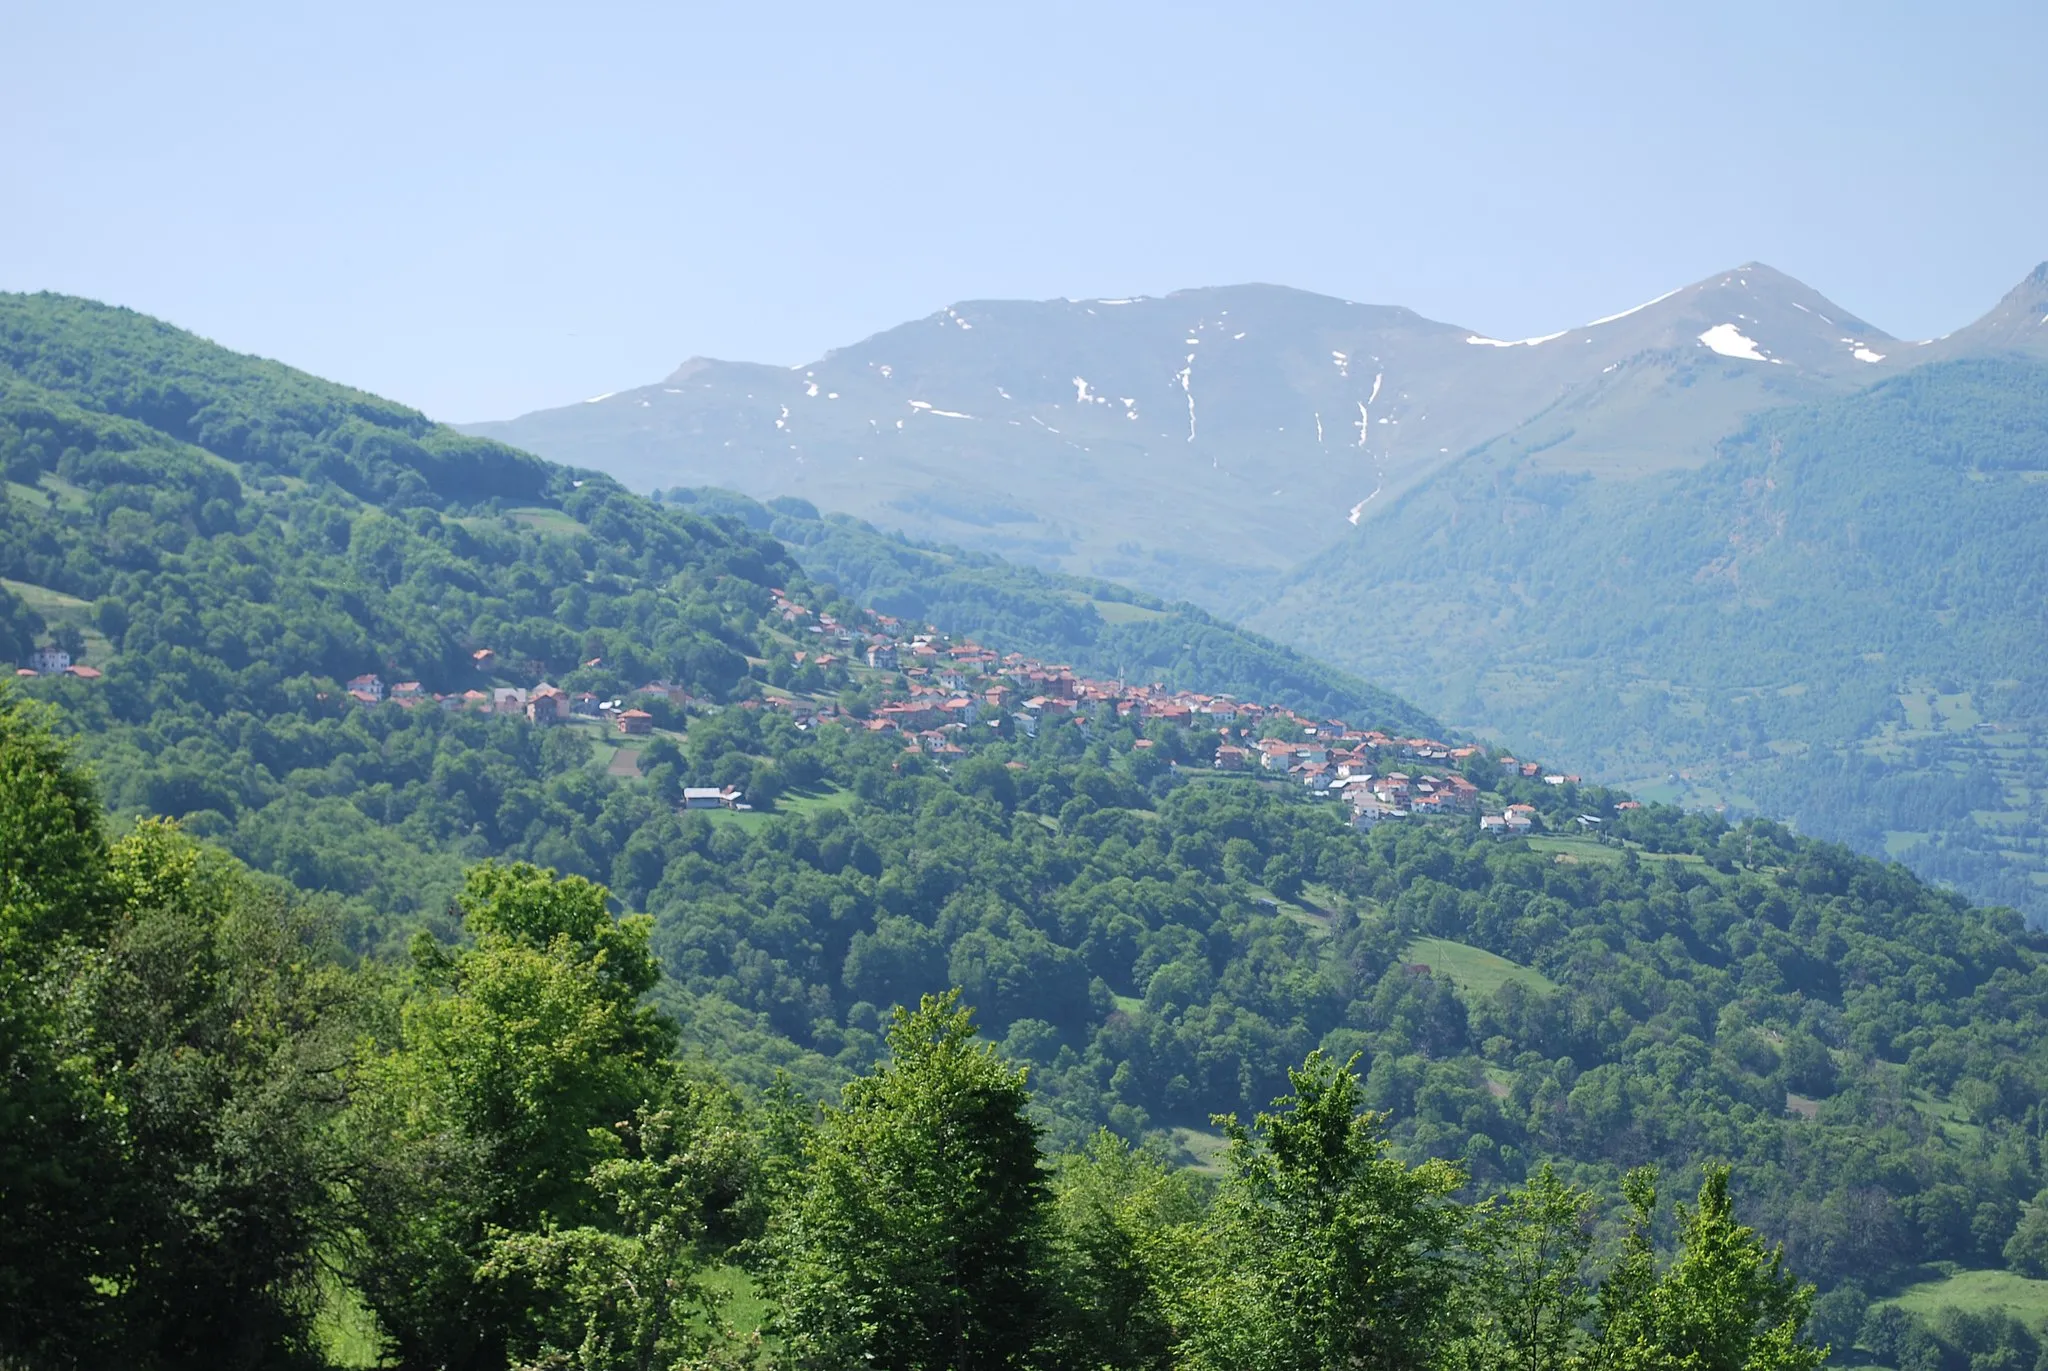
(1255, 347, 2048, 920)
(467, 265, 1894, 606)
(1920, 260, 2048, 360)
(0, 289, 1426, 927)
(18, 290, 2048, 1343)
(667, 488, 1436, 734)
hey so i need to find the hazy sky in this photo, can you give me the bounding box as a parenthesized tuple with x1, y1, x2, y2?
(6, 2, 2043, 421)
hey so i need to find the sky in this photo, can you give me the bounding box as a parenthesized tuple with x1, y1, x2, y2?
(4, 1, 2044, 423)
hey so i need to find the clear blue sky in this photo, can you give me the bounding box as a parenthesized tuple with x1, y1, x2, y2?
(5, 1, 2043, 422)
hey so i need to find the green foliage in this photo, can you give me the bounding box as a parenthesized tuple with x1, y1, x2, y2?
(479, 1092, 764, 1370)
(343, 864, 683, 1370)
(1266, 357, 2048, 924)
(1451, 1164, 1597, 1371)
(1595, 1167, 1823, 1371)
(1178, 1051, 1468, 1370)
(772, 991, 1059, 1370)
(0, 696, 363, 1369)
(683, 491, 1437, 731)
(1047, 1131, 1203, 1371)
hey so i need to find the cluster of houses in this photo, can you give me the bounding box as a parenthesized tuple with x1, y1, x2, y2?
(339, 664, 694, 736)
(763, 591, 1578, 834)
(11, 643, 102, 681)
(317, 591, 1595, 834)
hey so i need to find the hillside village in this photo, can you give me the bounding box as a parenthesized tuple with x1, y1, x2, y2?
(265, 585, 1600, 835)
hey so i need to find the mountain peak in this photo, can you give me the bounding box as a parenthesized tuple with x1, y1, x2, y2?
(1922, 262, 2048, 360)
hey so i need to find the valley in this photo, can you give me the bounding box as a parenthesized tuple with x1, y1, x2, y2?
(6, 283, 2048, 1368)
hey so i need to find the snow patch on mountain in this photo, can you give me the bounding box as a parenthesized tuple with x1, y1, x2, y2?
(1698, 324, 1770, 362)
(1466, 329, 1568, 348)
(1582, 286, 1686, 329)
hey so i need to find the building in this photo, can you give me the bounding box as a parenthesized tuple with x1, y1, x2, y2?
(28, 645, 70, 674)
(527, 687, 566, 725)
(617, 709, 654, 735)
(682, 787, 737, 810)
(346, 673, 385, 702)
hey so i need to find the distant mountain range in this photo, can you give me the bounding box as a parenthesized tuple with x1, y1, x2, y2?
(473, 261, 2048, 920)
(466, 262, 2048, 606)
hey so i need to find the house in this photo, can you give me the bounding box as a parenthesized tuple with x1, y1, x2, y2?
(682, 787, 736, 810)
(62, 664, 102, 680)
(346, 674, 385, 702)
(866, 644, 898, 670)
(527, 686, 567, 725)
(1351, 800, 1405, 830)
(1214, 744, 1249, 770)
(570, 692, 601, 718)
(617, 709, 654, 735)
(390, 681, 425, 703)
(492, 686, 529, 715)
(472, 649, 496, 670)
(1480, 815, 1509, 836)
(28, 645, 70, 674)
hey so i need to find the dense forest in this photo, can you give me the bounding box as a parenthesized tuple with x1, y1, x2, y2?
(9, 292, 2048, 1366)
(2, 698, 1832, 1370)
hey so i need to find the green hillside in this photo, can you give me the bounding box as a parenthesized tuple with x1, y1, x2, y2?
(12, 293, 2048, 1363)
(665, 487, 1437, 733)
(1258, 357, 2048, 923)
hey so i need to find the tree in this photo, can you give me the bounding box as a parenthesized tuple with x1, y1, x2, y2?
(1453, 1163, 1596, 1371)
(773, 990, 1058, 1371)
(1047, 1130, 1203, 1371)
(345, 862, 679, 1371)
(1180, 1050, 1467, 1371)
(480, 1088, 763, 1370)
(0, 692, 120, 1364)
(84, 821, 362, 1369)
(1595, 1166, 1825, 1371)
(2004, 1189, 2048, 1276)
(1, 696, 362, 1370)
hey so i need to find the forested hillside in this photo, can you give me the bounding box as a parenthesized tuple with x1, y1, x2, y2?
(1260, 357, 2048, 924)
(0, 294, 1422, 924)
(663, 486, 1434, 732)
(9, 292, 2048, 1366)
(7, 702, 1841, 1369)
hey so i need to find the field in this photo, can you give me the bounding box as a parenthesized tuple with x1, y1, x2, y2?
(453, 506, 589, 538)
(699, 782, 856, 832)
(1882, 1267, 2048, 1328)
(1401, 936, 1559, 998)
(1524, 834, 1624, 864)
(702, 1263, 776, 1349)
(1172, 1126, 1232, 1176)
(3, 577, 116, 660)
(1090, 597, 1169, 626)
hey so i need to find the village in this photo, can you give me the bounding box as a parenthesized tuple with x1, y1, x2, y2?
(294, 585, 1599, 836)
